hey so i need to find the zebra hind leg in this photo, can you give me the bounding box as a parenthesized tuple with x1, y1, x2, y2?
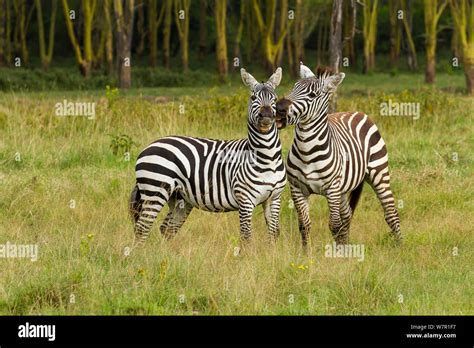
(263, 195, 282, 243)
(159, 192, 193, 240)
(133, 191, 169, 247)
(129, 184, 142, 224)
(366, 168, 402, 243)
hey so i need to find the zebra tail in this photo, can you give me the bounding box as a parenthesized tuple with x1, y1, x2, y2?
(349, 182, 364, 212)
(129, 184, 142, 223)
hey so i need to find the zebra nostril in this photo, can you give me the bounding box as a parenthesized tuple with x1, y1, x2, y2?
(277, 105, 287, 115)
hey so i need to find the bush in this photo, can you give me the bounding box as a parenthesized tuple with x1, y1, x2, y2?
(0, 66, 217, 92)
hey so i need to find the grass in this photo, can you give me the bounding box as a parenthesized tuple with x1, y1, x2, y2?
(0, 73, 472, 315)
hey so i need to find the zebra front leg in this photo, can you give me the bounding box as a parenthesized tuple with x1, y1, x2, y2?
(326, 187, 345, 245)
(263, 195, 282, 243)
(337, 194, 353, 244)
(238, 200, 255, 242)
(290, 183, 311, 248)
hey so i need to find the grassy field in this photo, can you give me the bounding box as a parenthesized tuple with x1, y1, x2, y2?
(0, 73, 472, 315)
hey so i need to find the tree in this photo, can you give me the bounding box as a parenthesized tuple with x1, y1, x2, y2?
(162, 0, 172, 68)
(174, 0, 191, 72)
(233, 0, 245, 60)
(103, 0, 114, 75)
(342, 0, 357, 68)
(35, 0, 57, 70)
(388, 0, 402, 67)
(215, 0, 228, 82)
(400, 0, 418, 71)
(148, 0, 165, 67)
(0, 0, 6, 66)
(13, 0, 30, 65)
(135, 0, 146, 57)
(251, 0, 291, 71)
(329, 0, 343, 113)
(450, 0, 474, 95)
(329, 0, 343, 73)
(113, 0, 135, 88)
(62, 0, 97, 77)
(362, 0, 378, 73)
(199, 0, 207, 60)
(424, 0, 448, 83)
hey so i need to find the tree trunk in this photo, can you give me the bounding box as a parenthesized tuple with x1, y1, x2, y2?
(215, 0, 228, 82)
(329, 0, 343, 113)
(450, 0, 474, 95)
(401, 0, 418, 71)
(13, 0, 29, 65)
(104, 0, 114, 75)
(362, 0, 378, 73)
(174, 0, 190, 73)
(36, 0, 57, 71)
(162, 0, 171, 68)
(233, 0, 245, 59)
(136, 0, 146, 57)
(343, 0, 356, 67)
(251, 0, 290, 72)
(198, 0, 207, 60)
(424, 0, 448, 84)
(0, 0, 6, 66)
(388, 0, 401, 67)
(329, 0, 343, 73)
(114, 0, 135, 88)
(148, 0, 164, 67)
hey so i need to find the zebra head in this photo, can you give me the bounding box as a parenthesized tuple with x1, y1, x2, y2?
(275, 64, 345, 128)
(241, 67, 282, 134)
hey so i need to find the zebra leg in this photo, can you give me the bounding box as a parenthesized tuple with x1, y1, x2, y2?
(263, 195, 282, 243)
(238, 200, 255, 242)
(366, 168, 402, 243)
(290, 183, 311, 247)
(159, 195, 193, 240)
(133, 199, 166, 247)
(337, 194, 353, 244)
(326, 187, 345, 245)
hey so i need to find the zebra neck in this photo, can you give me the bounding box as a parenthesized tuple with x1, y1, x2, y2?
(294, 111, 331, 151)
(247, 123, 283, 160)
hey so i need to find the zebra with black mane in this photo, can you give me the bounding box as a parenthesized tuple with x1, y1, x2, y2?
(130, 68, 286, 246)
(275, 64, 402, 246)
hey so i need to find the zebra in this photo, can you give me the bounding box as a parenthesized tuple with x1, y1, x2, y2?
(129, 68, 286, 247)
(275, 63, 402, 246)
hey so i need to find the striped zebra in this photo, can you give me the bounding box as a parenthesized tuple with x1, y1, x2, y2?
(130, 68, 286, 246)
(275, 64, 402, 246)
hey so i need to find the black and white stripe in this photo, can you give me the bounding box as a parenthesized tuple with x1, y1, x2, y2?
(130, 68, 286, 245)
(276, 64, 402, 246)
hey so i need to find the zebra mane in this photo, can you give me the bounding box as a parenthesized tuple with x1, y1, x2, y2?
(315, 66, 335, 78)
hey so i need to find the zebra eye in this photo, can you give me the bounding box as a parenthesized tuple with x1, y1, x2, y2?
(309, 92, 317, 98)
(251, 95, 257, 101)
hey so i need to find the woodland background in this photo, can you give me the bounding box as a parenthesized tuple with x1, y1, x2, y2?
(0, 0, 473, 93)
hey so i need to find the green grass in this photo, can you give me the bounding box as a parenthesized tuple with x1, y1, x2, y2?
(0, 73, 472, 315)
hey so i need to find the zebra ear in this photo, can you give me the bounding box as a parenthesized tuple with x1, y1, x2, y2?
(241, 68, 258, 89)
(267, 67, 282, 88)
(300, 64, 315, 79)
(325, 72, 345, 92)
